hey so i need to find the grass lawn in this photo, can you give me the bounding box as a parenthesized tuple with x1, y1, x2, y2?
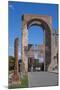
(8, 75, 28, 89)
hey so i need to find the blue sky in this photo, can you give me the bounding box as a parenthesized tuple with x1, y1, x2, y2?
(8, 1, 58, 57)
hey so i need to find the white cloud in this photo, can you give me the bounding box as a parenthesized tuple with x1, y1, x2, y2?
(18, 52, 21, 56)
(9, 4, 14, 10)
(9, 46, 14, 49)
(18, 52, 21, 59)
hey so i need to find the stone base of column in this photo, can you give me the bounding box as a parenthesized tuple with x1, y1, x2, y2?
(21, 62, 28, 78)
(10, 69, 21, 85)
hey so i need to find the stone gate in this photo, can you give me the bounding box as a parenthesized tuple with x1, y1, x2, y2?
(21, 14, 52, 73)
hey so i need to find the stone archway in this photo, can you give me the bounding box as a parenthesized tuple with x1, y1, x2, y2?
(21, 14, 52, 74)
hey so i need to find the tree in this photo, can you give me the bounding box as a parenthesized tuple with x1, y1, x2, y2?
(9, 56, 15, 71)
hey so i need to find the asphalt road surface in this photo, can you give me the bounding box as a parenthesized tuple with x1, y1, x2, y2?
(28, 72, 58, 87)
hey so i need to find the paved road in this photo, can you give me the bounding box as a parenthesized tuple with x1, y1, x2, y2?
(28, 72, 58, 87)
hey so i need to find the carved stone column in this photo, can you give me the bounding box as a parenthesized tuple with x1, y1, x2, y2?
(21, 16, 28, 76)
(12, 38, 21, 84)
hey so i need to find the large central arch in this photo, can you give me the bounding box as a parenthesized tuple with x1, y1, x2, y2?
(21, 14, 52, 73)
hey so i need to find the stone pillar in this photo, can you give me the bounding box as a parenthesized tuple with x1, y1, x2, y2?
(21, 16, 28, 76)
(14, 38, 19, 73)
(12, 38, 21, 84)
(48, 31, 58, 73)
(45, 29, 51, 71)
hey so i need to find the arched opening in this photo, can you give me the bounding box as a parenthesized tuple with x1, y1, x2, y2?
(28, 26, 45, 71)
(28, 26, 44, 45)
(27, 18, 51, 71)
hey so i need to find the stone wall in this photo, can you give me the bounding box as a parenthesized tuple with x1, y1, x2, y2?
(48, 30, 58, 73)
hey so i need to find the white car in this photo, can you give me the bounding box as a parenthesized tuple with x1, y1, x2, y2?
(35, 67, 41, 71)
